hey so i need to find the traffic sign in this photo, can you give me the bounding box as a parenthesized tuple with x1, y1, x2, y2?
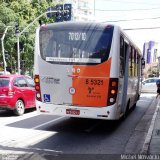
(64, 4, 72, 21)
(46, 4, 72, 21)
(46, 7, 55, 18)
(55, 5, 63, 22)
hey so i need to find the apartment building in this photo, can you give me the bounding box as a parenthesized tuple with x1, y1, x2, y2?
(143, 41, 159, 64)
(143, 41, 160, 77)
(65, 0, 95, 21)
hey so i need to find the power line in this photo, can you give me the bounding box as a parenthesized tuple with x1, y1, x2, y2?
(124, 27, 160, 30)
(95, 7, 160, 12)
(106, 16, 160, 22)
(78, 7, 160, 12)
(103, 0, 160, 6)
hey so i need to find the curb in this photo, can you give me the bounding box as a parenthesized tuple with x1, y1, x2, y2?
(141, 98, 160, 154)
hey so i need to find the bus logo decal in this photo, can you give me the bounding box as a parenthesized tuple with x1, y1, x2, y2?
(44, 94, 51, 102)
(41, 77, 60, 84)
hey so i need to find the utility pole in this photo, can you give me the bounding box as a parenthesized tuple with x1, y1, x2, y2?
(15, 22, 20, 74)
(17, 35, 20, 74)
(1, 26, 12, 74)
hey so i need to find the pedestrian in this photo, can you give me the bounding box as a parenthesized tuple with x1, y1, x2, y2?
(156, 79, 160, 99)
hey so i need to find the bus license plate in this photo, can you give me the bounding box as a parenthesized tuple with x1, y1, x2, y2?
(66, 109, 80, 115)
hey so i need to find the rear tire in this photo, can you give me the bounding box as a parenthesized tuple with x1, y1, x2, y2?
(14, 100, 25, 116)
(132, 102, 137, 110)
(122, 100, 130, 119)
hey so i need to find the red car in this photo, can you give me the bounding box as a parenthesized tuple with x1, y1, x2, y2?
(0, 74, 36, 116)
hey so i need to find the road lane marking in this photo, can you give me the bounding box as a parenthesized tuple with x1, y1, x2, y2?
(0, 126, 58, 148)
(17, 130, 57, 147)
(0, 111, 40, 126)
(27, 147, 62, 152)
(32, 116, 66, 129)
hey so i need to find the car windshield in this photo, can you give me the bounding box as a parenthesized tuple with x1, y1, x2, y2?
(0, 78, 10, 87)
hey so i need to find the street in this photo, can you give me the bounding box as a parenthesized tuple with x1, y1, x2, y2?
(1, 1, 160, 160)
(0, 93, 157, 159)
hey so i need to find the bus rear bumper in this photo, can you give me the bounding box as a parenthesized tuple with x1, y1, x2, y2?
(36, 101, 122, 120)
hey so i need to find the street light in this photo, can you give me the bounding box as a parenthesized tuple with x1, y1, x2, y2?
(1, 26, 12, 74)
(16, 4, 72, 74)
(16, 10, 58, 75)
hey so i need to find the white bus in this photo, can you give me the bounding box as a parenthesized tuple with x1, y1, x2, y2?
(34, 22, 143, 120)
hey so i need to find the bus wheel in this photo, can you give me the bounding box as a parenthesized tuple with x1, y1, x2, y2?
(132, 102, 137, 110)
(123, 100, 130, 119)
(13, 100, 25, 116)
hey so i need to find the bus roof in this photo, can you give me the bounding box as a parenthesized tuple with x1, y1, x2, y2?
(40, 21, 141, 55)
(40, 21, 115, 31)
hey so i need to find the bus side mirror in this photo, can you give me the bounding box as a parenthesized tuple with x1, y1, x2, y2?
(141, 58, 145, 69)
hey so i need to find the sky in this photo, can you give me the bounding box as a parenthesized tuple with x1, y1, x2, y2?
(94, 0, 160, 52)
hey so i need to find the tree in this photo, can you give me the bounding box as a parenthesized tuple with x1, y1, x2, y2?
(0, 0, 56, 75)
(0, 3, 17, 72)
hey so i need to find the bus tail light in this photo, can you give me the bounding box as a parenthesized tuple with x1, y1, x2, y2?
(107, 78, 118, 106)
(34, 74, 42, 101)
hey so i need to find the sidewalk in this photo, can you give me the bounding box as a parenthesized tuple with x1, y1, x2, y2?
(141, 96, 160, 154)
(148, 97, 160, 154)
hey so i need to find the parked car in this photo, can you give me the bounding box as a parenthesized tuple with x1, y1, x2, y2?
(141, 77, 160, 93)
(0, 74, 36, 116)
(0, 71, 10, 75)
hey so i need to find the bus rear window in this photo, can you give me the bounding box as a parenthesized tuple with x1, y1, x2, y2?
(39, 25, 114, 65)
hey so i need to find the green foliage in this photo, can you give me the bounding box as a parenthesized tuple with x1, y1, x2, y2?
(0, 0, 56, 75)
(148, 66, 160, 78)
(0, 3, 16, 24)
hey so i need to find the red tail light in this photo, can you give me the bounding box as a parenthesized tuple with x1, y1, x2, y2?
(107, 78, 118, 106)
(2, 88, 14, 96)
(2, 88, 8, 92)
(8, 88, 14, 96)
(34, 74, 42, 101)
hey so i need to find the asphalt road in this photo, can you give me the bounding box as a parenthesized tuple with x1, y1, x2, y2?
(0, 93, 157, 160)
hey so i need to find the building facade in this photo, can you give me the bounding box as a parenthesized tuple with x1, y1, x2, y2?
(143, 41, 160, 77)
(65, 0, 95, 21)
(143, 41, 158, 64)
